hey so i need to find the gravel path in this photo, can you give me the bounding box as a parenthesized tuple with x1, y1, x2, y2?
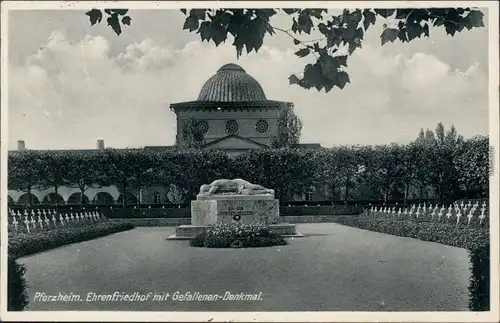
(18, 223, 470, 311)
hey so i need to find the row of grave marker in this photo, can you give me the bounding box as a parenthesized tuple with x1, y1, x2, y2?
(8, 208, 105, 234)
(368, 200, 489, 225)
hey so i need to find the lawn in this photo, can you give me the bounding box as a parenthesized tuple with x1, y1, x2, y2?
(18, 223, 470, 311)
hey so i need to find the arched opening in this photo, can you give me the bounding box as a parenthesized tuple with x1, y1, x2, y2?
(67, 192, 89, 205)
(7, 195, 14, 205)
(18, 193, 40, 206)
(42, 193, 65, 205)
(117, 192, 138, 206)
(92, 192, 115, 205)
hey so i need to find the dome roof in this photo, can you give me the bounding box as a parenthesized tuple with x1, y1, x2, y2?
(197, 63, 267, 102)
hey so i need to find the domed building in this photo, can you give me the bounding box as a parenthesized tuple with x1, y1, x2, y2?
(170, 63, 293, 156)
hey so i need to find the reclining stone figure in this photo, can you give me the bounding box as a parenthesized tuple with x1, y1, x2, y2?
(197, 179, 274, 198)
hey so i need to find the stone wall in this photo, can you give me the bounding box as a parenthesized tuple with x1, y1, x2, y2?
(110, 215, 357, 227)
(102, 205, 362, 219)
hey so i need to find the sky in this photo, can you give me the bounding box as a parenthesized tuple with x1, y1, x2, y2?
(7, 8, 490, 150)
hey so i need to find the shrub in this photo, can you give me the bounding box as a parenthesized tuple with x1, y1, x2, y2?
(333, 215, 490, 311)
(8, 256, 29, 311)
(469, 244, 490, 311)
(9, 221, 135, 258)
(190, 222, 287, 248)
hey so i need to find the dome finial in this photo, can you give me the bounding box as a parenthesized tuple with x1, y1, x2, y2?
(218, 63, 246, 73)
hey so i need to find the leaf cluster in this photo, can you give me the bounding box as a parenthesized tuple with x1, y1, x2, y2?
(85, 8, 484, 92)
(85, 8, 131, 35)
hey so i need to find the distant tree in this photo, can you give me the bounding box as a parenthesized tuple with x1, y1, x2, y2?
(64, 152, 105, 206)
(126, 150, 156, 207)
(38, 151, 71, 206)
(271, 104, 303, 148)
(99, 148, 154, 207)
(454, 136, 489, 197)
(235, 148, 318, 201)
(172, 149, 233, 200)
(86, 8, 485, 92)
(331, 146, 363, 203)
(8, 151, 44, 207)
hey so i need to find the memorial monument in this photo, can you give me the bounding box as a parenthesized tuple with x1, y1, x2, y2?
(167, 179, 301, 239)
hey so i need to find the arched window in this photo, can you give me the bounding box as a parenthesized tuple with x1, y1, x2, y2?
(67, 193, 89, 205)
(154, 192, 161, 204)
(92, 192, 115, 205)
(42, 193, 65, 205)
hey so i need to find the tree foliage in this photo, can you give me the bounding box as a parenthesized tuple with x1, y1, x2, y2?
(8, 151, 45, 206)
(85, 7, 485, 92)
(8, 129, 489, 204)
(180, 118, 206, 149)
(271, 104, 303, 148)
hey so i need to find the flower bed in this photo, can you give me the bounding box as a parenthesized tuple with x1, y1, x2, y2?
(333, 216, 490, 311)
(9, 221, 135, 258)
(190, 222, 287, 248)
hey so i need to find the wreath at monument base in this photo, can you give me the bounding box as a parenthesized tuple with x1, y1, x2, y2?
(190, 222, 287, 248)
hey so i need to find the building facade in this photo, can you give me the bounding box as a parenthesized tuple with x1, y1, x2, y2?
(171, 63, 292, 156)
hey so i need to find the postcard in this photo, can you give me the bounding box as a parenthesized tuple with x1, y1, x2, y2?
(1, 1, 499, 322)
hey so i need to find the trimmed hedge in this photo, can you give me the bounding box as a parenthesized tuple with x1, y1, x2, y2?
(333, 216, 490, 311)
(8, 256, 29, 311)
(9, 221, 135, 258)
(190, 222, 287, 248)
(469, 244, 490, 311)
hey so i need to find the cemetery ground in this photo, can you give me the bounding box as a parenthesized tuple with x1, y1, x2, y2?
(17, 223, 470, 311)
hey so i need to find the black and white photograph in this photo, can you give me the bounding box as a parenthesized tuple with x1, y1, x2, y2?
(1, 1, 499, 322)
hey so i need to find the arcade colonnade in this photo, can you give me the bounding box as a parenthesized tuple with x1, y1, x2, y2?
(8, 185, 130, 205)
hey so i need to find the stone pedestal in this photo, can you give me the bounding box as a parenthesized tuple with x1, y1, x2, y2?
(191, 195, 279, 225)
(167, 194, 302, 240)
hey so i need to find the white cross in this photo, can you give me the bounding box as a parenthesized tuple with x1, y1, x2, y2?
(65, 213, 70, 222)
(52, 212, 57, 226)
(59, 214, 65, 226)
(30, 216, 36, 229)
(467, 210, 474, 225)
(38, 216, 44, 230)
(479, 212, 486, 225)
(24, 217, 31, 233)
(460, 201, 465, 209)
(456, 209, 462, 225)
(70, 213, 75, 221)
(446, 206, 453, 219)
(12, 216, 19, 231)
(37, 212, 43, 226)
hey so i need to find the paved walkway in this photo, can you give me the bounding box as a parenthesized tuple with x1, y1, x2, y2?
(19, 223, 470, 311)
